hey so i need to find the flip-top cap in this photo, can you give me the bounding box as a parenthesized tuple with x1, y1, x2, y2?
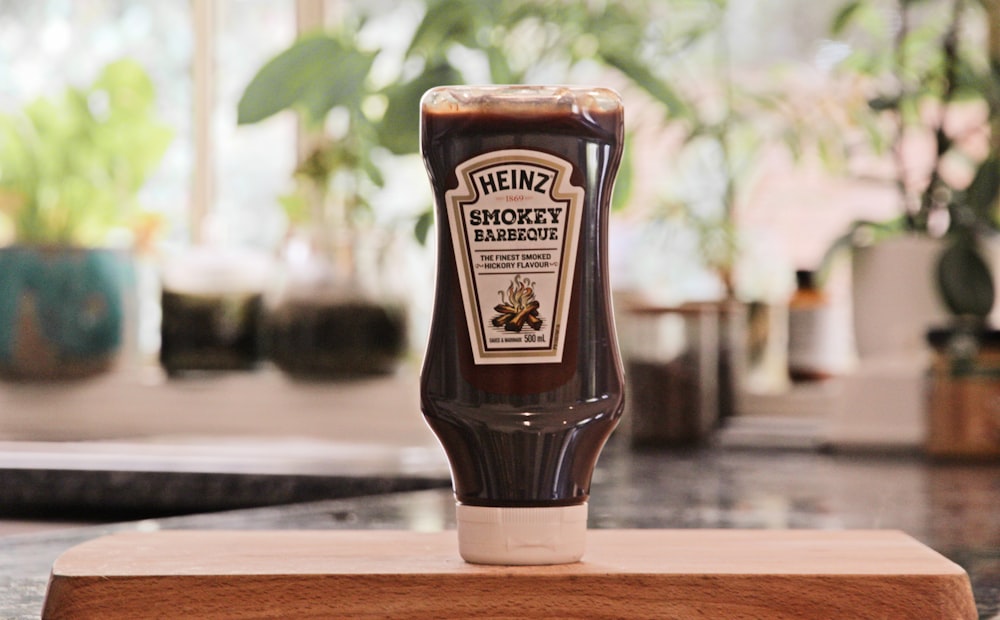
(455, 503, 588, 565)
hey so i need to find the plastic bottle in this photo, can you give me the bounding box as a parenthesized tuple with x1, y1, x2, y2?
(787, 269, 854, 381)
(419, 86, 625, 565)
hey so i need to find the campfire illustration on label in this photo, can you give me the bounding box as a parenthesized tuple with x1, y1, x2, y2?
(492, 275, 543, 332)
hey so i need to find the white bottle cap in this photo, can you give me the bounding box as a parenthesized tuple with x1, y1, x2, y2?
(455, 503, 588, 565)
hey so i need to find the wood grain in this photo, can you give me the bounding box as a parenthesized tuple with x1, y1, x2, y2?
(42, 529, 976, 619)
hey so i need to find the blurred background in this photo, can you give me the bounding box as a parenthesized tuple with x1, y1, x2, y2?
(1, 0, 999, 525)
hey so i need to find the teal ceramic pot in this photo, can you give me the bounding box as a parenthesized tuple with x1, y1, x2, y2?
(0, 245, 125, 380)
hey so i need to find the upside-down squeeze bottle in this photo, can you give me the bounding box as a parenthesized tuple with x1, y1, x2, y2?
(419, 86, 625, 565)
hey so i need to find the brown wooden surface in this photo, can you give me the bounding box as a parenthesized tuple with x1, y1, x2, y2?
(926, 350, 1000, 458)
(42, 529, 976, 619)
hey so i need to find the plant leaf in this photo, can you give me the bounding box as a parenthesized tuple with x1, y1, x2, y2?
(868, 96, 899, 111)
(601, 50, 692, 121)
(300, 46, 376, 125)
(831, 1, 863, 36)
(937, 239, 995, 318)
(378, 62, 462, 156)
(237, 34, 375, 127)
(611, 132, 634, 212)
(414, 208, 433, 245)
(406, 0, 485, 61)
(965, 156, 1000, 219)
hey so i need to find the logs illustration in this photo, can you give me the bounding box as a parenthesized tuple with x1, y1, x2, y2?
(492, 275, 543, 332)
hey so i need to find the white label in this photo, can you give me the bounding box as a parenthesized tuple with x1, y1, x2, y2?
(446, 149, 583, 365)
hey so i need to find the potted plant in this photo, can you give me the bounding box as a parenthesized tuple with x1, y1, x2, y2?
(0, 59, 172, 380)
(234, 1, 704, 380)
(829, 0, 1000, 358)
(236, 30, 422, 379)
(831, 0, 1000, 456)
(925, 0, 1000, 456)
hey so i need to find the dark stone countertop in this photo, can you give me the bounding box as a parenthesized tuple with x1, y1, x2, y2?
(3, 444, 1000, 619)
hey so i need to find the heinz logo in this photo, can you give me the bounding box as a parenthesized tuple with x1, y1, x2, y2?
(471, 165, 552, 196)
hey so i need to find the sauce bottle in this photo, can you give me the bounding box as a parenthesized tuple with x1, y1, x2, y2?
(787, 269, 855, 381)
(419, 86, 625, 565)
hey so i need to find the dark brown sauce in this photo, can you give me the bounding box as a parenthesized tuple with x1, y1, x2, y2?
(420, 92, 625, 507)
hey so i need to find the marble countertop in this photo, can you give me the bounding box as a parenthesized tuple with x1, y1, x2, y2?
(0, 437, 450, 519)
(0, 370, 452, 520)
(3, 443, 1000, 618)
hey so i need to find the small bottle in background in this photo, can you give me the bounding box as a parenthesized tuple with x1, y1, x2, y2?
(787, 269, 855, 381)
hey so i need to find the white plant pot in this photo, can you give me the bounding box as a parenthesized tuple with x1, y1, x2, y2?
(981, 231, 1000, 329)
(851, 235, 948, 359)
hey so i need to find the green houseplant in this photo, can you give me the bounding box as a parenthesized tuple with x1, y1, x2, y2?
(236, 0, 795, 414)
(0, 59, 172, 380)
(234, 1, 705, 378)
(239, 0, 722, 244)
(831, 0, 1000, 456)
(828, 0, 1000, 357)
(236, 29, 418, 378)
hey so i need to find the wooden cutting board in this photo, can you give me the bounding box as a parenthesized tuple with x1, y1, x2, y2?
(42, 529, 976, 619)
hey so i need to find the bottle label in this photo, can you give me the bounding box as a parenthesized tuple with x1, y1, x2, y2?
(446, 149, 583, 365)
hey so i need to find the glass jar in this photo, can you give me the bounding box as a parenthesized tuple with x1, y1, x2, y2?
(265, 224, 407, 379)
(621, 301, 721, 447)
